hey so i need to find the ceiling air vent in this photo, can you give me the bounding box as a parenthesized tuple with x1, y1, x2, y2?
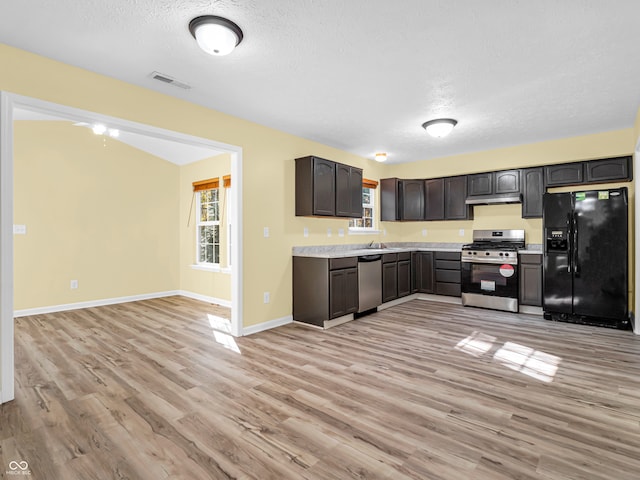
(150, 71, 191, 90)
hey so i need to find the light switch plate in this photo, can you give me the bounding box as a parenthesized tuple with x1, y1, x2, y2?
(327, 228, 332, 237)
(459, 229, 465, 236)
(263, 227, 269, 238)
(13, 224, 26, 235)
(422, 229, 427, 237)
(303, 227, 309, 237)
(338, 228, 344, 237)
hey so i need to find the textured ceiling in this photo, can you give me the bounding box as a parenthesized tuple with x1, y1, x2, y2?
(1, 1, 640, 164)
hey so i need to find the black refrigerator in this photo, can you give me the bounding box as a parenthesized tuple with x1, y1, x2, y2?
(543, 187, 629, 328)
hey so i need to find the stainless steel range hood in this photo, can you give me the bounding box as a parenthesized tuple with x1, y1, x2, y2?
(465, 194, 522, 205)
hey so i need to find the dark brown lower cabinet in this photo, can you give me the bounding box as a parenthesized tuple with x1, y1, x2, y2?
(329, 267, 358, 318)
(397, 255, 411, 298)
(293, 256, 358, 326)
(519, 254, 543, 306)
(413, 251, 435, 293)
(382, 261, 398, 303)
(435, 251, 461, 297)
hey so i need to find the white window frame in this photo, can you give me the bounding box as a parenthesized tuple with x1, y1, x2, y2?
(349, 186, 379, 234)
(196, 188, 221, 266)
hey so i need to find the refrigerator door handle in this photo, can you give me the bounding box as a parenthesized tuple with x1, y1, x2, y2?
(573, 212, 580, 276)
(566, 213, 572, 273)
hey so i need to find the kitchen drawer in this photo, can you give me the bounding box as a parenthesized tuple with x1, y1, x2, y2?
(519, 254, 542, 265)
(436, 282, 461, 297)
(397, 251, 411, 261)
(382, 253, 398, 263)
(436, 270, 460, 283)
(435, 259, 461, 270)
(329, 257, 358, 270)
(435, 251, 461, 261)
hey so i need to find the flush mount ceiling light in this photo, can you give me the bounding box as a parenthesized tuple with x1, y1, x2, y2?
(189, 15, 244, 56)
(374, 152, 387, 162)
(422, 118, 458, 138)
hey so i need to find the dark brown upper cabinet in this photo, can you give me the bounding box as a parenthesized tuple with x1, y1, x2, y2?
(544, 157, 632, 187)
(399, 180, 425, 220)
(495, 170, 521, 194)
(336, 163, 363, 217)
(545, 162, 584, 186)
(445, 176, 473, 220)
(424, 178, 445, 220)
(380, 178, 401, 221)
(380, 178, 424, 221)
(467, 170, 520, 197)
(585, 156, 632, 184)
(467, 173, 493, 196)
(295, 156, 362, 218)
(521, 167, 545, 218)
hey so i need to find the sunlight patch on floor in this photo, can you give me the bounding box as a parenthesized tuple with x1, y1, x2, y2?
(493, 341, 560, 383)
(455, 332, 561, 382)
(455, 331, 497, 357)
(207, 313, 241, 354)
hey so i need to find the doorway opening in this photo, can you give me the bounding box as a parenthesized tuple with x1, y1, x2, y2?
(1, 92, 244, 403)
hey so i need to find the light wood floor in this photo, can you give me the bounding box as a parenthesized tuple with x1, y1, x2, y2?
(2, 297, 640, 479)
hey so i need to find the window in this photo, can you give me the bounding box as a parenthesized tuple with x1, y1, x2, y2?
(349, 187, 375, 231)
(197, 188, 220, 265)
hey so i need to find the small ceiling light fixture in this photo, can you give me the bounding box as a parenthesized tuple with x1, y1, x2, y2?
(92, 124, 107, 135)
(374, 152, 387, 162)
(422, 118, 458, 138)
(189, 15, 244, 56)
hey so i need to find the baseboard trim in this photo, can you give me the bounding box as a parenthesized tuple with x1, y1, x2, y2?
(177, 290, 232, 308)
(417, 293, 462, 305)
(13, 290, 181, 317)
(243, 315, 292, 336)
(378, 293, 421, 310)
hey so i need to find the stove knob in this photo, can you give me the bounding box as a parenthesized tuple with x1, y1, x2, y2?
(504, 252, 510, 257)
(485, 252, 490, 256)
(499, 252, 504, 256)
(473, 252, 477, 255)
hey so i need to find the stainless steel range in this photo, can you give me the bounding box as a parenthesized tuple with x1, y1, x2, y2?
(461, 229, 525, 313)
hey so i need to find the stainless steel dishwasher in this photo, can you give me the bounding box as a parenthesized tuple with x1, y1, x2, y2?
(357, 254, 382, 312)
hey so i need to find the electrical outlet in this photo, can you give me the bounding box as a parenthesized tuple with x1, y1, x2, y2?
(459, 229, 465, 237)
(338, 228, 344, 237)
(70, 280, 78, 289)
(263, 227, 269, 238)
(303, 227, 309, 237)
(263, 292, 270, 304)
(327, 228, 332, 237)
(422, 229, 427, 237)
(13, 224, 26, 235)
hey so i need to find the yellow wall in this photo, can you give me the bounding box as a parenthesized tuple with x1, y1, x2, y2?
(0, 44, 385, 328)
(13, 121, 179, 310)
(1, 44, 637, 330)
(179, 154, 232, 302)
(381, 129, 635, 246)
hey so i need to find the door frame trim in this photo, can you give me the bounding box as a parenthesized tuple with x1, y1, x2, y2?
(0, 91, 244, 403)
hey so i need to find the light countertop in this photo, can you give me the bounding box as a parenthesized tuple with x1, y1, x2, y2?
(292, 243, 543, 258)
